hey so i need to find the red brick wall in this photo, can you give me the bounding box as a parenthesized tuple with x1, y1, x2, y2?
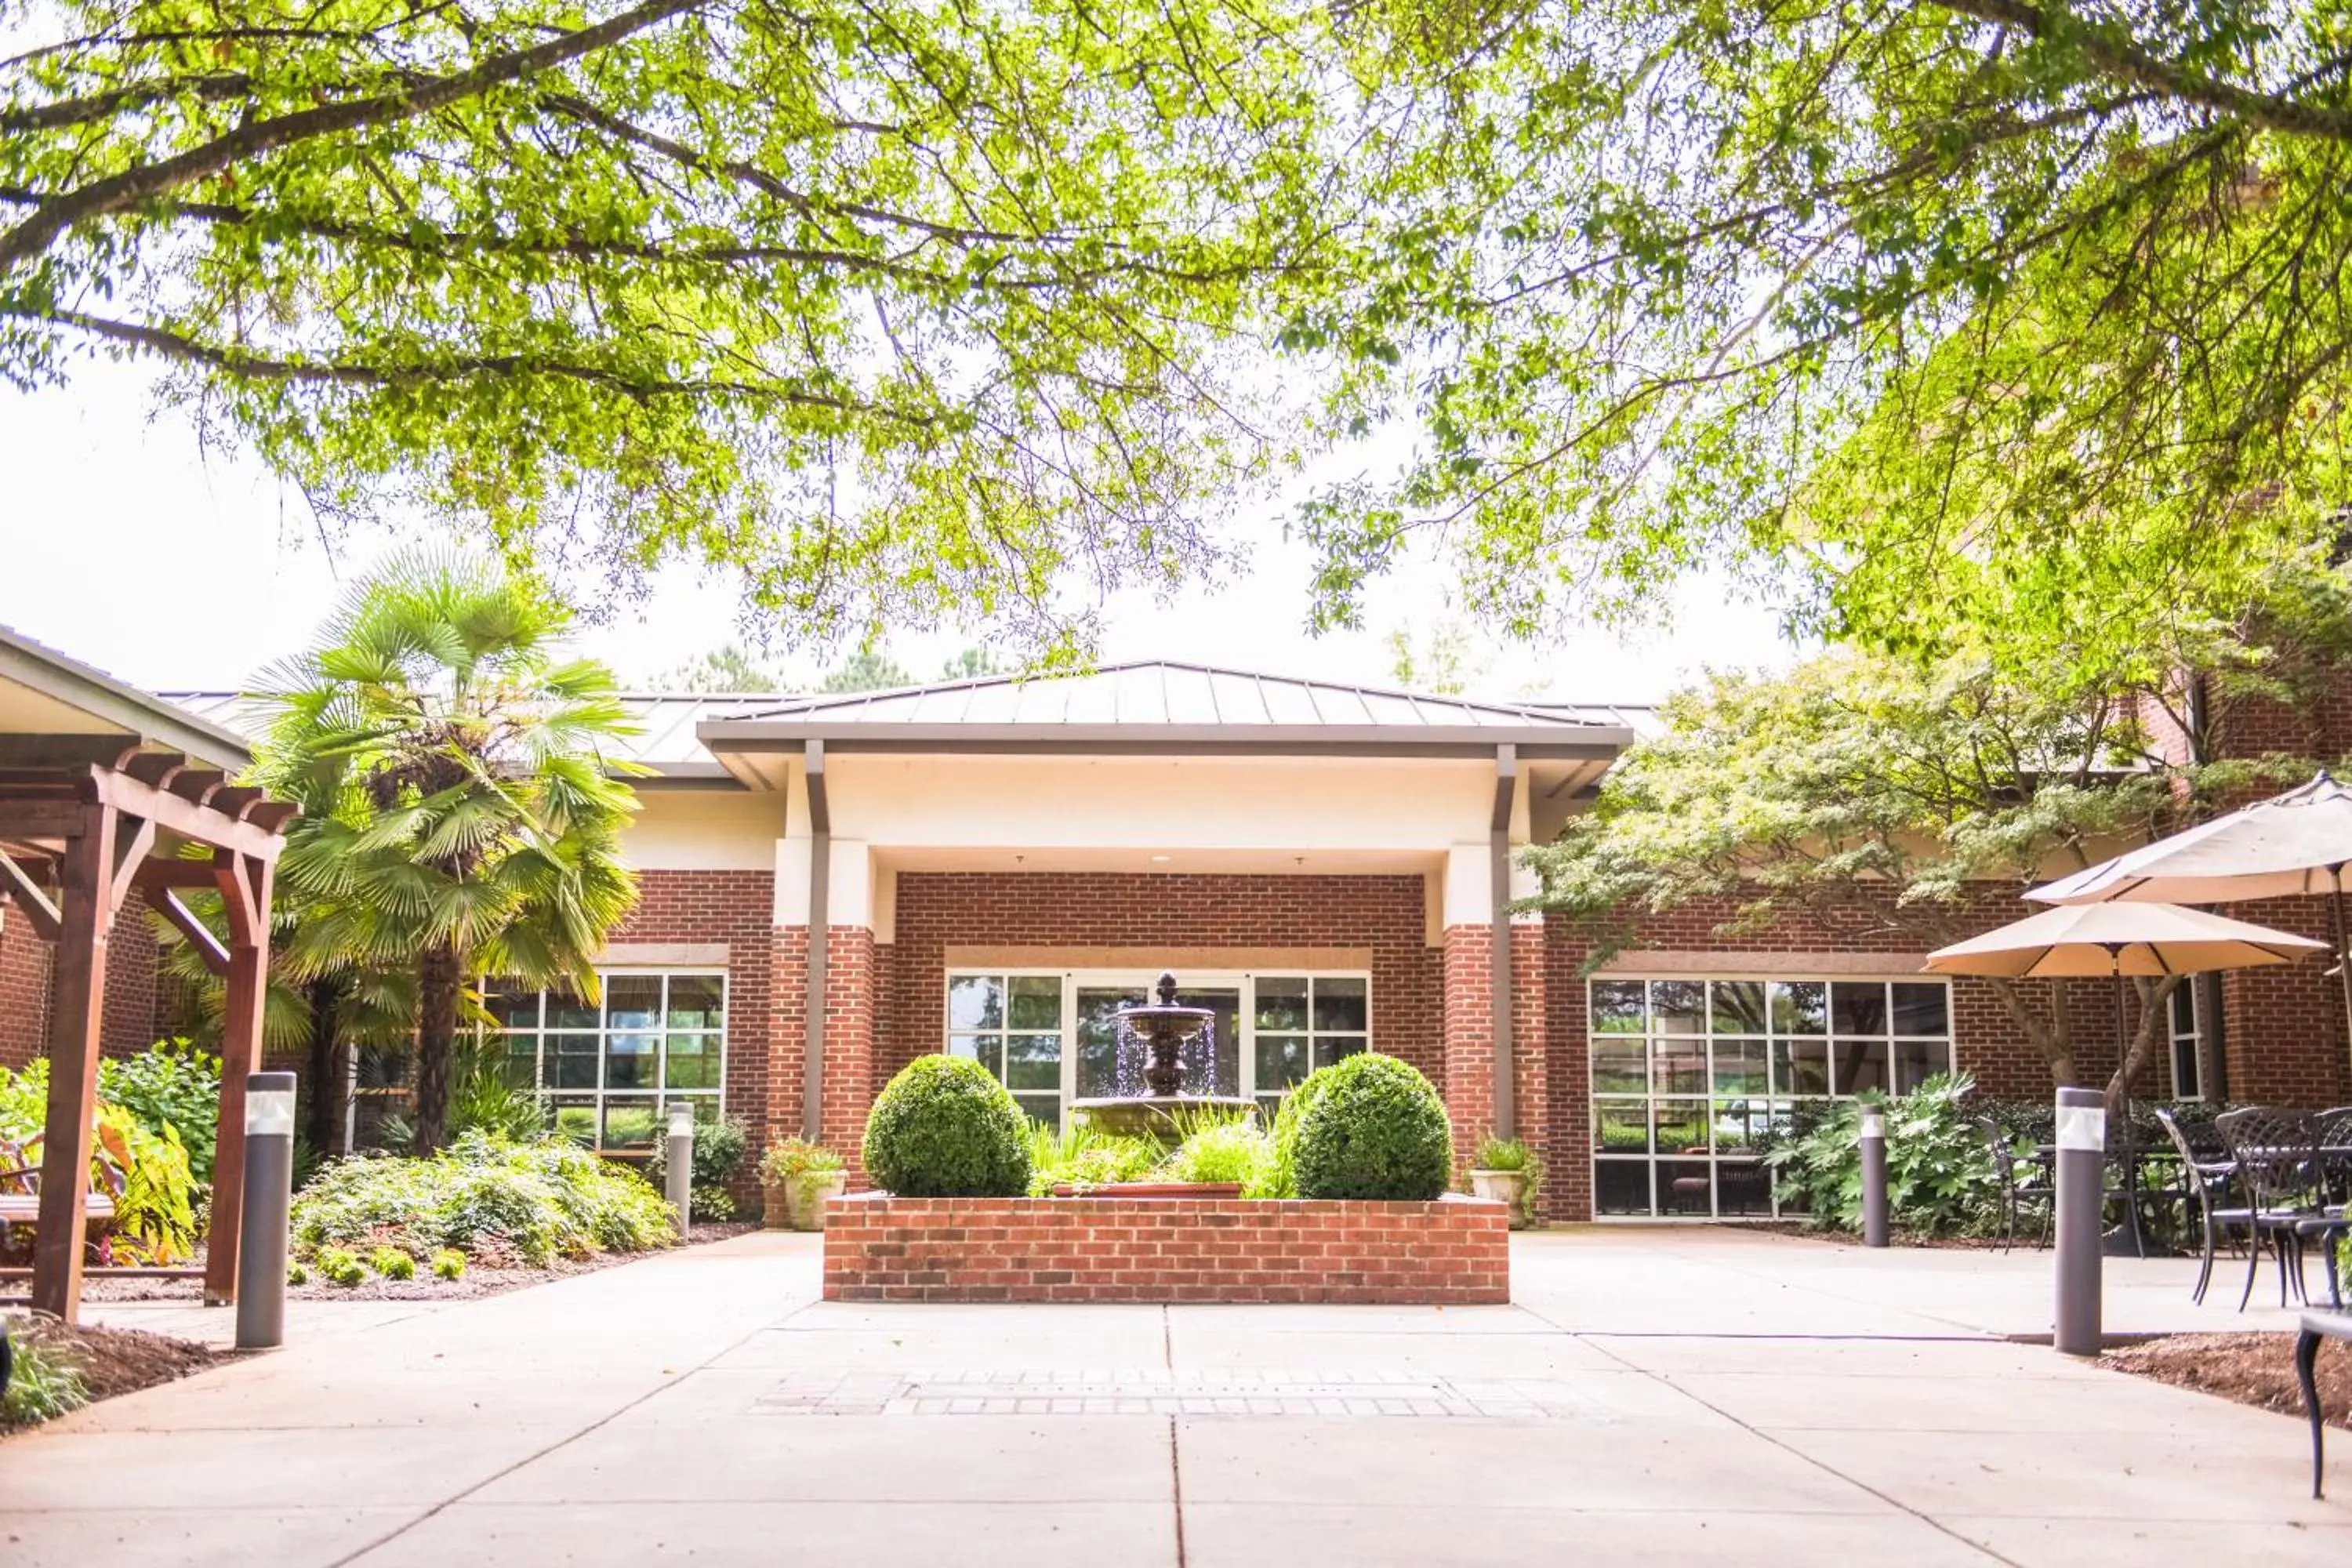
(823, 1191, 1510, 1304)
(1439, 924, 1491, 1166)
(0, 894, 164, 1070)
(879, 872, 1443, 1091)
(0, 909, 51, 1070)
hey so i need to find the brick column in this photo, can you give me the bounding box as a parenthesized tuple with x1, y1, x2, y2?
(819, 926, 877, 1181)
(1442, 923, 1494, 1174)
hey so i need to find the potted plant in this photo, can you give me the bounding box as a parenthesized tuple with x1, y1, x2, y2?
(758, 1138, 848, 1231)
(1468, 1135, 1542, 1229)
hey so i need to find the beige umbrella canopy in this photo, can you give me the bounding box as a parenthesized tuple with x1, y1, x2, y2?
(2028, 771, 2352, 1043)
(1926, 902, 2329, 980)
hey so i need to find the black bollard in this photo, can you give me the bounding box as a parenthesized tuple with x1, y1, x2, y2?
(1859, 1103, 1889, 1248)
(2053, 1086, 2106, 1356)
(234, 1071, 296, 1351)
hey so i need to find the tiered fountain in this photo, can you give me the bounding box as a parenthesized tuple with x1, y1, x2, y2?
(1068, 970, 1255, 1142)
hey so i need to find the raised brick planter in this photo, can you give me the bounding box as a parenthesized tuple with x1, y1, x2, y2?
(822, 1191, 1510, 1304)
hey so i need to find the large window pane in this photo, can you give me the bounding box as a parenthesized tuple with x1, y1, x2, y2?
(1005, 1033, 1061, 1092)
(1892, 983, 1948, 1036)
(1257, 1033, 1308, 1091)
(1650, 981, 1707, 1035)
(548, 1033, 599, 1091)
(1008, 975, 1063, 1030)
(1715, 1159, 1772, 1217)
(665, 1033, 721, 1089)
(1654, 1099, 1711, 1154)
(1313, 978, 1369, 1033)
(1773, 1038, 1830, 1095)
(1595, 1104, 1652, 1154)
(1594, 1160, 1653, 1215)
(1591, 981, 1647, 1033)
(1712, 1038, 1769, 1095)
(1831, 982, 1888, 1037)
(946, 1033, 991, 1069)
(1710, 981, 1768, 1035)
(484, 980, 539, 1029)
(1834, 1038, 1890, 1096)
(1592, 1037, 1647, 1094)
(1653, 1036, 1707, 1097)
(666, 975, 724, 1029)
(1255, 978, 1309, 1031)
(601, 1098, 660, 1150)
(546, 989, 598, 1030)
(604, 1032, 659, 1090)
(1770, 982, 1827, 1036)
(606, 976, 663, 1030)
(948, 975, 1005, 1031)
(1313, 1037, 1366, 1070)
(550, 1096, 597, 1145)
(1893, 1039, 1950, 1093)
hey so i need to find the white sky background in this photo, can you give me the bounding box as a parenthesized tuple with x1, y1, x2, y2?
(0, 358, 1802, 701)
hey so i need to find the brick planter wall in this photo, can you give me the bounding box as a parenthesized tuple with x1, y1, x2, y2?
(823, 1192, 1510, 1305)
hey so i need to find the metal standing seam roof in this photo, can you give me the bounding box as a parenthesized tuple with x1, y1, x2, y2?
(0, 623, 255, 770)
(717, 660, 1643, 739)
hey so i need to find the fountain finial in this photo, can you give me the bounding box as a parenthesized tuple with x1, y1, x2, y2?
(1155, 970, 1179, 1006)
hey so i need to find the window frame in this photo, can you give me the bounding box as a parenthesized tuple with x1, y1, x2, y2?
(1588, 974, 1957, 1222)
(2168, 981, 2206, 1102)
(938, 968, 1374, 1125)
(483, 967, 730, 1156)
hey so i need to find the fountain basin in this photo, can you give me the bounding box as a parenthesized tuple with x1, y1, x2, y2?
(1069, 1094, 1258, 1143)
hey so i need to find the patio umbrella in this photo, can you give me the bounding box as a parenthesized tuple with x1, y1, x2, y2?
(1928, 903, 2327, 1253)
(2028, 771, 2352, 1046)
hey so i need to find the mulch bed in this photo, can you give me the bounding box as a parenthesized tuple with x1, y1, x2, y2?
(76, 1221, 758, 1305)
(1733, 1221, 2021, 1250)
(2107, 1333, 2352, 1431)
(1, 1315, 217, 1432)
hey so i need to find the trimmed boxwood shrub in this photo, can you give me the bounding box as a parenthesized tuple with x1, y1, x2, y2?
(1292, 1053, 1454, 1201)
(862, 1056, 1033, 1197)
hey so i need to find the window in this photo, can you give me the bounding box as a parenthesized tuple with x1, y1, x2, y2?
(2169, 982, 2205, 1101)
(941, 971, 1371, 1126)
(1589, 976, 1954, 1220)
(484, 971, 727, 1153)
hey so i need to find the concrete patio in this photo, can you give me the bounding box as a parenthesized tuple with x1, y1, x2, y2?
(3, 1228, 2343, 1566)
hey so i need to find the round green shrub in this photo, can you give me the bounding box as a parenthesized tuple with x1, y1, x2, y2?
(369, 1246, 416, 1280)
(1292, 1053, 1454, 1201)
(862, 1056, 1033, 1197)
(430, 1248, 466, 1281)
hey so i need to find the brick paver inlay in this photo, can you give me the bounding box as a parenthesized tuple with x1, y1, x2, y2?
(752, 1367, 1618, 1419)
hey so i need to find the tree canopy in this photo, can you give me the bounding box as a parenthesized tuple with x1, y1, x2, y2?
(7, 0, 2347, 666)
(1523, 648, 2326, 1096)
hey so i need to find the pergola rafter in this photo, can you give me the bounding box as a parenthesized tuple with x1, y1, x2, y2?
(0, 734, 296, 1320)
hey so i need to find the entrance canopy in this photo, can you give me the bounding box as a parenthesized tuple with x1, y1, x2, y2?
(0, 625, 296, 1319)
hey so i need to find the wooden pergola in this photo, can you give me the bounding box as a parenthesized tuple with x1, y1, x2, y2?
(0, 735, 295, 1320)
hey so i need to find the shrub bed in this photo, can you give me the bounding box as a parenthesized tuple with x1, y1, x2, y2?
(1291, 1054, 1453, 1201)
(862, 1056, 1032, 1197)
(289, 1131, 677, 1267)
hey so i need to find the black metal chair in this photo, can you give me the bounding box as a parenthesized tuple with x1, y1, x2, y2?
(2216, 1107, 2321, 1310)
(2292, 1108, 2352, 1308)
(1980, 1116, 2054, 1250)
(2155, 1107, 2249, 1305)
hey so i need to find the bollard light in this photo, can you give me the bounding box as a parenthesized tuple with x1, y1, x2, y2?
(2053, 1086, 2107, 1356)
(234, 1071, 297, 1351)
(664, 1103, 695, 1236)
(1857, 1103, 1889, 1248)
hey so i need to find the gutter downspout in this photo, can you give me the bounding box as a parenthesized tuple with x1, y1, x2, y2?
(1490, 744, 1518, 1141)
(802, 739, 829, 1142)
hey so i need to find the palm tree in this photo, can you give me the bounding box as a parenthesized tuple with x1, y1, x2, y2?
(255, 552, 641, 1152)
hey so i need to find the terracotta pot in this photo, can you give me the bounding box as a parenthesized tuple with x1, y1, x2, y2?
(784, 1171, 849, 1231)
(1468, 1169, 1530, 1229)
(1049, 1181, 1246, 1200)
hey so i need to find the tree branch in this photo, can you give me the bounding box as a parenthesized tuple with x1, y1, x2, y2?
(0, 0, 711, 278)
(1930, 0, 2352, 144)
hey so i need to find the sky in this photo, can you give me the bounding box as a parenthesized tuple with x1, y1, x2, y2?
(0, 357, 1801, 702)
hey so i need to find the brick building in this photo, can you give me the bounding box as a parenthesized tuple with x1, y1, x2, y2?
(16, 651, 2351, 1221)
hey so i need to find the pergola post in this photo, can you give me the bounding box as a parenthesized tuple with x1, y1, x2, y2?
(205, 851, 274, 1305)
(30, 798, 118, 1321)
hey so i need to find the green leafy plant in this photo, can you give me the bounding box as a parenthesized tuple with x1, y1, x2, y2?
(1472, 1135, 1544, 1221)
(862, 1056, 1031, 1198)
(314, 1247, 367, 1287)
(430, 1248, 467, 1282)
(1258, 1069, 1343, 1200)
(369, 1246, 417, 1280)
(689, 1185, 736, 1223)
(1023, 1120, 1160, 1196)
(444, 1047, 550, 1143)
(1293, 1054, 1454, 1202)
(1162, 1118, 1273, 1187)
(96, 1041, 221, 1185)
(93, 1109, 198, 1267)
(757, 1137, 844, 1187)
(287, 1261, 310, 1286)
(1763, 1075, 2001, 1237)
(0, 1320, 89, 1428)
(292, 1131, 677, 1267)
(652, 1114, 751, 1190)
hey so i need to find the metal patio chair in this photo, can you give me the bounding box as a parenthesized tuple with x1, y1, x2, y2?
(2216, 1107, 2321, 1310)
(2155, 1107, 2249, 1305)
(1980, 1116, 2054, 1250)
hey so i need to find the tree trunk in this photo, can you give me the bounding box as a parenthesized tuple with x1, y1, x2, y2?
(304, 978, 347, 1154)
(414, 944, 463, 1154)
(1985, 975, 2080, 1087)
(2102, 975, 2180, 1120)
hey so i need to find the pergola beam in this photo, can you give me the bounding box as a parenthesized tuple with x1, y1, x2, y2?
(0, 843, 61, 940)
